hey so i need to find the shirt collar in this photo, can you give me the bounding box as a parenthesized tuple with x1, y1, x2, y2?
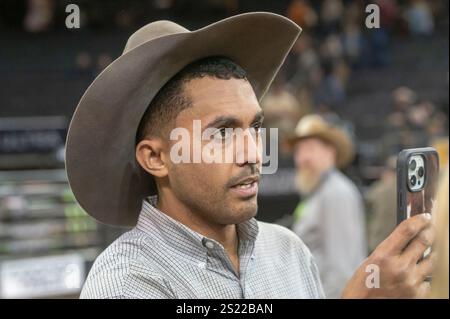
(135, 196, 259, 259)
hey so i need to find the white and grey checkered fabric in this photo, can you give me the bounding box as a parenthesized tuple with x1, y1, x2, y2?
(80, 196, 325, 299)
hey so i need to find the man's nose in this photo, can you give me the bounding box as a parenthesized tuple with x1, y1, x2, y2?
(236, 128, 262, 166)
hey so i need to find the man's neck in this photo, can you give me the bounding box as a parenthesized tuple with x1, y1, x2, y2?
(155, 190, 240, 269)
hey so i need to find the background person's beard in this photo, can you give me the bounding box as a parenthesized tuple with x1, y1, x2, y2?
(295, 167, 323, 197)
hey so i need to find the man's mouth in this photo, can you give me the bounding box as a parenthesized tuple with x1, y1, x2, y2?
(229, 175, 259, 198)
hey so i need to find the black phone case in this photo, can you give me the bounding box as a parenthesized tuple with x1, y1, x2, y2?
(397, 147, 439, 225)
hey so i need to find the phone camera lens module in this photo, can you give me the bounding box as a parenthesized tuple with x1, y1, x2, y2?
(418, 167, 424, 177)
(410, 175, 417, 186)
(409, 159, 417, 171)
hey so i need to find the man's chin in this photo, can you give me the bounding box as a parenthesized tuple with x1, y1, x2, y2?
(220, 200, 258, 225)
(234, 201, 258, 222)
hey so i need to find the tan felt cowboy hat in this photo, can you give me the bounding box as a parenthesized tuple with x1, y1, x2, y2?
(288, 114, 355, 169)
(65, 12, 302, 227)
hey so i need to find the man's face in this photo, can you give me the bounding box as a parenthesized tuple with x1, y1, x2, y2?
(164, 77, 263, 226)
(293, 137, 336, 195)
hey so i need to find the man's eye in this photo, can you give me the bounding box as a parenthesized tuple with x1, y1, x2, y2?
(252, 124, 262, 133)
(214, 127, 232, 140)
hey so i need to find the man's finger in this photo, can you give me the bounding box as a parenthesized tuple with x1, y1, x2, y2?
(377, 214, 432, 256)
(402, 226, 436, 265)
(415, 252, 436, 281)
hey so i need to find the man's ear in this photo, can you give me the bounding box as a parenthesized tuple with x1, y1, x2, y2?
(135, 138, 169, 178)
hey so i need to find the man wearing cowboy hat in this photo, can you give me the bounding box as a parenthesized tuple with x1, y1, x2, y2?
(66, 13, 435, 299)
(290, 115, 366, 298)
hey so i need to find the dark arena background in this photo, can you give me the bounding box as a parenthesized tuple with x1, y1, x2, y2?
(0, 0, 448, 299)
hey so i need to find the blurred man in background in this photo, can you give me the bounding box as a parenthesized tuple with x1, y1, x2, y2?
(291, 114, 366, 298)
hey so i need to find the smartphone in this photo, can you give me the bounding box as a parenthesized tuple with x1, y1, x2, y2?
(397, 147, 440, 224)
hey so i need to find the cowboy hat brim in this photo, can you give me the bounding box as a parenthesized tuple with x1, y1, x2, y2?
(65, 12, 302, 227)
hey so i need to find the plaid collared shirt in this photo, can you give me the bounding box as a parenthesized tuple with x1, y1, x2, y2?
(80, 196, 324, 299)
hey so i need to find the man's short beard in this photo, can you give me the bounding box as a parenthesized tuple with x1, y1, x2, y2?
(295, 168, 323, 196)
(174, 182, 257, 226)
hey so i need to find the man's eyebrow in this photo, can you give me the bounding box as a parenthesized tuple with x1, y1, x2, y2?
(204, 110, 264, 129)
(204, 116, 242, 129)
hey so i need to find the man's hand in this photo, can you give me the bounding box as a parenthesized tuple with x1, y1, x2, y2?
(342, 213, 435, 298)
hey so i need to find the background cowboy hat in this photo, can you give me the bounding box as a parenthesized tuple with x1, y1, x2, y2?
(288, 114, 355, 169)
(65, 12, 302, 227)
